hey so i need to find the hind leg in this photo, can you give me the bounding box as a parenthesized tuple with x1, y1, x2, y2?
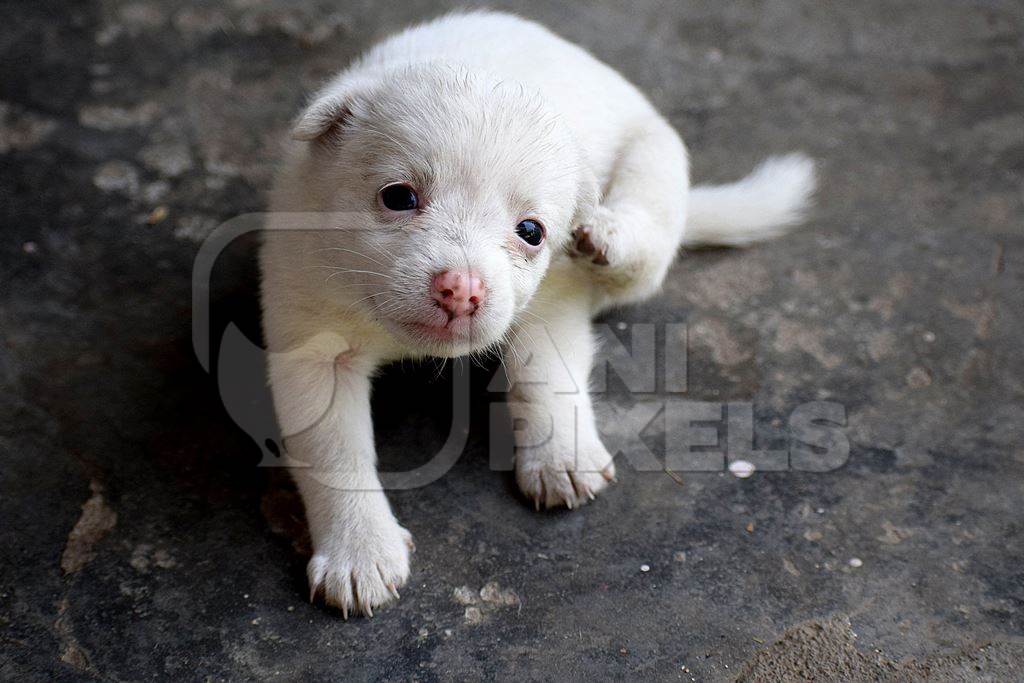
(570, 117, 690, 310)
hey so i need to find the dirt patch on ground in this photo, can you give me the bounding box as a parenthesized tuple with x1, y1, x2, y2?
(735, 616, 1024, 682)
(60, 480, 117, 574)
(53, 596, 94, 673)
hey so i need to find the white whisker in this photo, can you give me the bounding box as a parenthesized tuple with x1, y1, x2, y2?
(310, 247, 388, 268)
(343, 292, 390, 316)
(306, 265, 393, 279)
(325, 270, 395, 286)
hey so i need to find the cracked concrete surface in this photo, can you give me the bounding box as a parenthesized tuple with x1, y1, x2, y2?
(2, 0, 1023, 680)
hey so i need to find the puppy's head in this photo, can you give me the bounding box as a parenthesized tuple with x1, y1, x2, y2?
(287, 65, 597, 357)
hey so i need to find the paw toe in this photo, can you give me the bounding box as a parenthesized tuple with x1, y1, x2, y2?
(571, 225, 611, 265)
(517, 458, 614, 511)
(573, 226, 597, 255)
(307, 532, 411, 618)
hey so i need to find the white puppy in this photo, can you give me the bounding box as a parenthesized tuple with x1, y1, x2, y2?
(261, 10, 815, 616)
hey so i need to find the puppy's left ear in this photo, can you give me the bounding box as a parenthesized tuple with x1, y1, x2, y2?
(290, 77, 374, 143)
(291, 95, 352, 142)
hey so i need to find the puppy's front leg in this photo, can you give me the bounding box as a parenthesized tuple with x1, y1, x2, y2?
(570, 117, 689, 307)
(268, 339, 411, 617)
(505, 290, 615, 509)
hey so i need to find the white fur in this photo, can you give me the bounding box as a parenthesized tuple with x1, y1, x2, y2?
(260, 10, 815, 617)
(683, 153, 817, 247)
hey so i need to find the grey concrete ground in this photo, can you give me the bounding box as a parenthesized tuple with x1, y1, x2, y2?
(2, 0, 1023, 680)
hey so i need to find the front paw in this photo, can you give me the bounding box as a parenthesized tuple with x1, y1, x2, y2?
(307, 516, 413, 618)
(515, 440, 616, 510)
(570, 206, 618, 266)
(571, 225, 611, 265)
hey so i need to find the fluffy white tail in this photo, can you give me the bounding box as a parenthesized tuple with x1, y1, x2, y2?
(683, 153, 816, 247)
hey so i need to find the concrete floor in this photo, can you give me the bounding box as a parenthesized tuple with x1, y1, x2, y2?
(3, 0, 1023, 680)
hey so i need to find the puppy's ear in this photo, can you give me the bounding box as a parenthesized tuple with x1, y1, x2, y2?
(291, 95, 352, 142)
(290, 77, 374, 143)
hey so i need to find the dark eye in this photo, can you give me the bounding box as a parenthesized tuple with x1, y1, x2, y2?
(515, 219, 545, 247)
(379, 183, 418, 212)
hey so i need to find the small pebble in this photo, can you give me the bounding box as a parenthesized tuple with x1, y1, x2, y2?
(729, 460, 755, 478)
(848, 557, 863, 568)
(640, 564, 650, 572)
(923, 331, 936, 343)
(146, 205, 169, 224)
(616, 321, 628, 330)
(452, 586, 478, 605)
(906, 366, 932, 388)
(22, 241, 38, 254)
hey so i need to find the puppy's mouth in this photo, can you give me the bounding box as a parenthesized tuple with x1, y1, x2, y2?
(398, 320, 461, 342)
(357, 283, 499, 353)
(395, 315, 479, 341)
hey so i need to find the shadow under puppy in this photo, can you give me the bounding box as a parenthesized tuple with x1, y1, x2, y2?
(261, 10, 816, 617)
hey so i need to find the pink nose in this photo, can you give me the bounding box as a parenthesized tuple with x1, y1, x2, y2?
(431, 270, 486, 320)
